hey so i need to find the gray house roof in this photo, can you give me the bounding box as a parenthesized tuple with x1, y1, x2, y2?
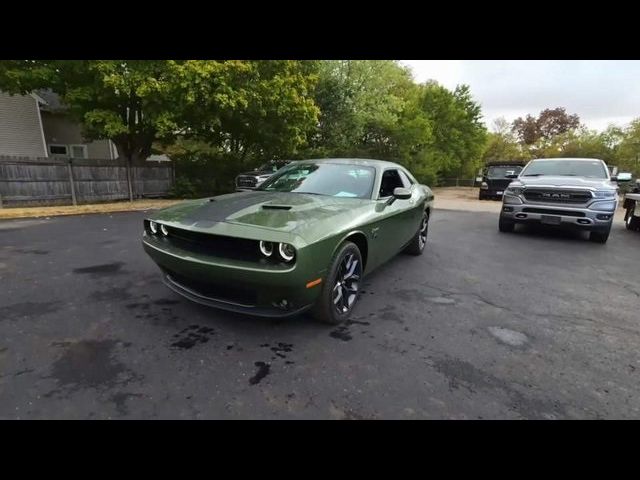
(36, 89, 66, 112)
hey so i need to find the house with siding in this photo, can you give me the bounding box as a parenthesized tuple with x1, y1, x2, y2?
(0, 90, 164, 161)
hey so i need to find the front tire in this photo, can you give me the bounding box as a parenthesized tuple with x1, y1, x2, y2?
(589, 226, 611, 244)
(498, 215, 515, 233)
(404, 211, 429, 255)
(312, 242, 363, 325)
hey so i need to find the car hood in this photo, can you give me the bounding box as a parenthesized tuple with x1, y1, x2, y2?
(150, 191, 373, 242)
(512, 176, 616, 190)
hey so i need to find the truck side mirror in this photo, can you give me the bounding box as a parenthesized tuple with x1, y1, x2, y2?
(613, 172, 632, 182)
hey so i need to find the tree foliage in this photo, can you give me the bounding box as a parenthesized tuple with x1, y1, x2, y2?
(512, 107, 580, 146)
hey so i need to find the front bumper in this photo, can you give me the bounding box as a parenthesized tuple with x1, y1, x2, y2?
(142, 234, 321, 318)
(501, 198, 614, 230)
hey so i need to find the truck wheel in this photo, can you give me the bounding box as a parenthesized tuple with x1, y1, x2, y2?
(479, 191, 485, 200)
(589, 228, 611, 244)
(498, 215, 515, 233)
(626, 209, 640, 231)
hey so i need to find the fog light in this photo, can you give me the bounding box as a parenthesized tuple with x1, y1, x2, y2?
(160, 224, 169, 236)
(596, 214, 612, 220)
(503, 206, 514, 212)
(149, 221, 158, 234)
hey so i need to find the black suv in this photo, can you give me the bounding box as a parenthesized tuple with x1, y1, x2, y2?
(478, 162, 525, 200)
(235, 160, 291, 191)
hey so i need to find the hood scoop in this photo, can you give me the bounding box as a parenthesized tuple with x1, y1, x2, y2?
(262, 204, 292, 211)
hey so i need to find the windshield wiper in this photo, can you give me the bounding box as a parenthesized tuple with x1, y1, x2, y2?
(523, 173, 545, 177)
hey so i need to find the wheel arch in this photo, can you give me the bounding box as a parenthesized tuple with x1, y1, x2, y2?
(333, 230, 369, 272)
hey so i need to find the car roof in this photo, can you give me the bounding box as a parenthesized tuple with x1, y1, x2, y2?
(531, 158, 606, 162)
(291, 158, 404, 169)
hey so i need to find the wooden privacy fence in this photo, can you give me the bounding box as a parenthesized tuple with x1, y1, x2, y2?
(0, 155, 175, 207)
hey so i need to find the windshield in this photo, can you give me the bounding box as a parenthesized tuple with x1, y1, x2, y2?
(258, 163, 376, 199)
(521, 160, 608, 179)
(487, 166, 523, 178)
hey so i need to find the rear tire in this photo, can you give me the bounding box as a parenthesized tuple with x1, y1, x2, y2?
(498, 215, 515, 233)
(312, 242, 363, 325)
(589, 227, 611, 244)
(404, 211, 429, 255)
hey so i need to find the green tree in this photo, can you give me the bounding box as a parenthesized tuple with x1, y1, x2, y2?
(0, 60, 320, 197)
(415, 82, 487, 181)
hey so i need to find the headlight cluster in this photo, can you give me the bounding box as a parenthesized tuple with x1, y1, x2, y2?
(593, 190, 616, 199)
(259, 241, 296, 263)
(148, 221, 169, 237)
(505, 186, 524, 195)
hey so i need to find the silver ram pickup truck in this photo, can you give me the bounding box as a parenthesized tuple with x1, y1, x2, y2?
(498, 158, 631, 244)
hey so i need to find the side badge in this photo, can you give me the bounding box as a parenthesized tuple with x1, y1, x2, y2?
(371, 227, 379, 239)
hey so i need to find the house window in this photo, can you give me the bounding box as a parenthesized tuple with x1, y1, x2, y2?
(70, 145, 87, 159)
(49, 144, 68, 156)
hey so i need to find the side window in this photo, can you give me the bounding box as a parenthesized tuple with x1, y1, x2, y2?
(379, 169, 405, 198)
(398, 170, 413, 188)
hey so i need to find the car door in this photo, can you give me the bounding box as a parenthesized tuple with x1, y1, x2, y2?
(397, 168, 424, 234)
(371, 169, 417, 257)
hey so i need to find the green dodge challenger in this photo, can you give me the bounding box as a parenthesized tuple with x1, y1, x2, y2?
(142, 158, 434, 324)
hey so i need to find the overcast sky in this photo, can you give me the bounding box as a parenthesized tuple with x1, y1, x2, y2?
(400, 60, 640, 132)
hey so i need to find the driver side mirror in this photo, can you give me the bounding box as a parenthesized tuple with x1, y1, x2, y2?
(393, 187, 412, 200)
(612, 172, 632, 182)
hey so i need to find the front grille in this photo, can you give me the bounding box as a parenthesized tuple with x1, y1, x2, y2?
(145, 221, 261, 262)
(236, 175, 257, 188)
(522, 207, 586, 217)
(523, 189, 592, 204)
(165, 269, 257, 306)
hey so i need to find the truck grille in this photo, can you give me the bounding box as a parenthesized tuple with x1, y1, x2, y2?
(523, 189, 592, 204)
(236, 176, 257, 188)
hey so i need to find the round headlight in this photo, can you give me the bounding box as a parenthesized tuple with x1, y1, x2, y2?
(149, 221, 158, 234)
(278, 243, 296, 262)
(259, 241, 274, 257)
(160, 224, 169, 236)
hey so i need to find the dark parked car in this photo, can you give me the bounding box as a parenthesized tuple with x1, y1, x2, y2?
(623, 179, 640, 231)
(478, 162, 525, 200)
(235, 160, 291, 191)
(143, 158, 434, 324)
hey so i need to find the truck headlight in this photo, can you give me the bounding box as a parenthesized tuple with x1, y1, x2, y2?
(503, 195, 523, 205)
(590, 200, 616, 211)
(593, 190, 615, 199)
(505, 186, 524, 195)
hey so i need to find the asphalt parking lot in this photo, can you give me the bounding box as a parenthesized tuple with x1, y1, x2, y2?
(1, 203, 639, 419)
